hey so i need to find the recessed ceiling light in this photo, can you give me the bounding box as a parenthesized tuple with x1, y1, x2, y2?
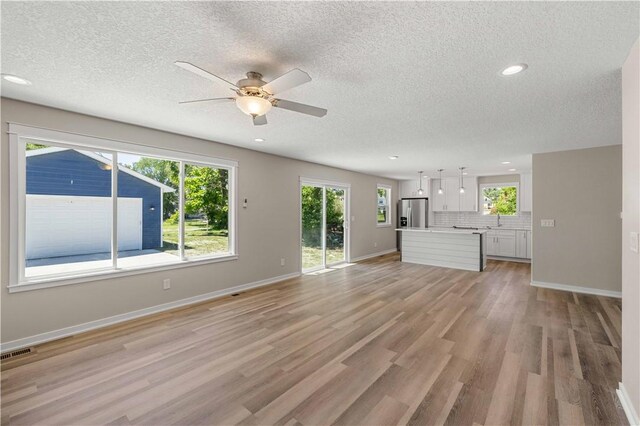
(463, 172, 468, 175)
(508, 168, 517, 172)
(501, 161, 511, 165)
(501, 64, 527, 76)
(2, 74, 32, 85)
(388, 155, 399, 160)
(423, 175, 429, 179)
(254, 138, 265, 142)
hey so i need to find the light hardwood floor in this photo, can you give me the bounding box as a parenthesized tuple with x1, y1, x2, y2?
(1, 254, 626, 425)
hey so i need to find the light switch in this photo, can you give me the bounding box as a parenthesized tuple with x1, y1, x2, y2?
(541, 219, 555, 227)
(631, 232, 639, 253)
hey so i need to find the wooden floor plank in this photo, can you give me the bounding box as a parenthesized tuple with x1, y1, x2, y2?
(0, 255, 626, 425)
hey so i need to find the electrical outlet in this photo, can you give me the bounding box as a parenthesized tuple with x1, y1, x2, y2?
(163, 278, 171, 290)
(541, 219, 555, 227)
(280, 258, 285, 266)
(374, 242, 378, 248)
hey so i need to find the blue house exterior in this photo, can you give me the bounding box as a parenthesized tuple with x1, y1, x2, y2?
(26, 149, 174, 250)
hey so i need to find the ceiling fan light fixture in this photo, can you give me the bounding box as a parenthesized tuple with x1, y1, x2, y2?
(236, 96, 272, 117)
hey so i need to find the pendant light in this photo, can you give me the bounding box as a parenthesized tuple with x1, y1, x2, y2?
(417, 171, 424, 195)
(437, 169, 444, 194)
(459, 167, 466, 194)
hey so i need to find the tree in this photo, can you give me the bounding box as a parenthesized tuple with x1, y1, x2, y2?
(26, 143, 47, 151)
(301, 186, 344, 247)
(184, 165, 229, 230)
(128, 158, 179, 220)
(483, 186, 517, 215)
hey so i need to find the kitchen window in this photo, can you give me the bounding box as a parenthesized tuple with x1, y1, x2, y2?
(480, 183, 519, 216)
(377, 184, 392, 226)
(8, 124, 238, 291)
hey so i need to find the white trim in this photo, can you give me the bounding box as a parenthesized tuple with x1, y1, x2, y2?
(8, 254, 239, 292)
(299, 176, 352, 188)
(8, 123, 239, 168)
(530, 280, 622, 298)
(111, 152, 119, 268)
(0, 271, 301, 353)
(618, 383, 640, 426)
(351, 248, 398, 262)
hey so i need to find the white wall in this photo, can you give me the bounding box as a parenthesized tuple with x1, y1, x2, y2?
(0, 98, 398, 345)
(621, 38, 640, 422)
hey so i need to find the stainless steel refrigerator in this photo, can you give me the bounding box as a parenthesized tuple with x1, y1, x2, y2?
(397, 198, 429, 251)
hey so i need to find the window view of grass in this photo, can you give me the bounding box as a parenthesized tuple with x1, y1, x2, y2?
(482, 185, 518, 215)
(161, 219, 228, 257)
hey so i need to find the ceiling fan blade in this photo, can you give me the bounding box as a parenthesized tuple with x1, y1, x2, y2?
(179, 97, 235, 105)
(252, 114, 268, 126)
(262, 69, 311, 95)
(175, 61, 238, 92)
(273, 99, 327, 117)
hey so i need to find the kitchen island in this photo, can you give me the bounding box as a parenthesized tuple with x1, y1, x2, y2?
(396, 227, 487, 272)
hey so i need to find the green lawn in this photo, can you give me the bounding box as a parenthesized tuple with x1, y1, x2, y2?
(302, 246, 345, 270)
(162, 219, 228, 257)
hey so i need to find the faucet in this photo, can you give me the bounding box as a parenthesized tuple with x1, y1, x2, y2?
(497, 214, 502, 227)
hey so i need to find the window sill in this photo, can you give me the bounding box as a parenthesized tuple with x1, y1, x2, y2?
(376, 223, 393, 228)
(7, 254, 239, 293)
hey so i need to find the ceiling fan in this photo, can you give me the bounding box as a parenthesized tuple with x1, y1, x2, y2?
(175, 61, 327, 126)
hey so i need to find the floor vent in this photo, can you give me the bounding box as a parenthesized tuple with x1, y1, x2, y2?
(1, 348, 33, 360)
(231, 293, 241, 297)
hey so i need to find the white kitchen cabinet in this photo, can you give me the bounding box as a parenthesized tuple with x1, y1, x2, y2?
(486, 234, 498, 255)
(431, 178, 448, 211)
(516, 230, 528, 258)
(444, 178, 460, 212)
(400, 179, 429, 199)
(459, 177, 478, 212)
(520, 173, 532, 212)
(486, 230, 517, 257)
(527, 230, 532, 258)
(431, 177, 476, 212)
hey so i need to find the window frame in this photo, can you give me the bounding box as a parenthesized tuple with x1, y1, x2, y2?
(8, 123, 238, 292)
(376, 184, 392, 227)
(479, 182, 520, 216)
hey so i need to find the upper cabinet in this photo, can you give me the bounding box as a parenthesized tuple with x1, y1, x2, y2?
(431, 176, 477, 212)
(520, 173, 532, 212)
(399, 179, 429, 199)
(459, 177, 478, 212)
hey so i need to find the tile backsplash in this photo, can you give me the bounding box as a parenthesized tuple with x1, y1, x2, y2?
(433, 211, 532, 229)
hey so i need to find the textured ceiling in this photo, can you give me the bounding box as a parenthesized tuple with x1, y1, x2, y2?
(1, 2, 638, 179)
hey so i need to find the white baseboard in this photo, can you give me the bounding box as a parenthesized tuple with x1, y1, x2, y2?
(530, 280, 622, 298)
(351, 248, 398, 262)
(0, 271, 301, 353)
(618, 382, 640, 426)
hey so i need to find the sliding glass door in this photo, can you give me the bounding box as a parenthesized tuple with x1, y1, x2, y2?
(301, 180, 349, 272)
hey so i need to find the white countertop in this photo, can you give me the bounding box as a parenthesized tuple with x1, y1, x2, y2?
(396, 227, 487, 235)
(429, 226, 532, 231)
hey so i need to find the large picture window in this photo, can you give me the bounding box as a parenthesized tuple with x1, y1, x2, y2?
(9, 125, 237, 290)
(480, 183, 518, 216)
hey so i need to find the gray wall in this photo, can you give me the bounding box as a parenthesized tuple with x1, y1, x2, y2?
(477, 174, 520, 185)
(0, 98, 398, 344)
(622, 38, 640, 418)
(532, 145, 622, 292)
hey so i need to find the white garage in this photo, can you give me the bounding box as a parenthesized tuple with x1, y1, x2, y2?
(26, 195, 143, 259)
